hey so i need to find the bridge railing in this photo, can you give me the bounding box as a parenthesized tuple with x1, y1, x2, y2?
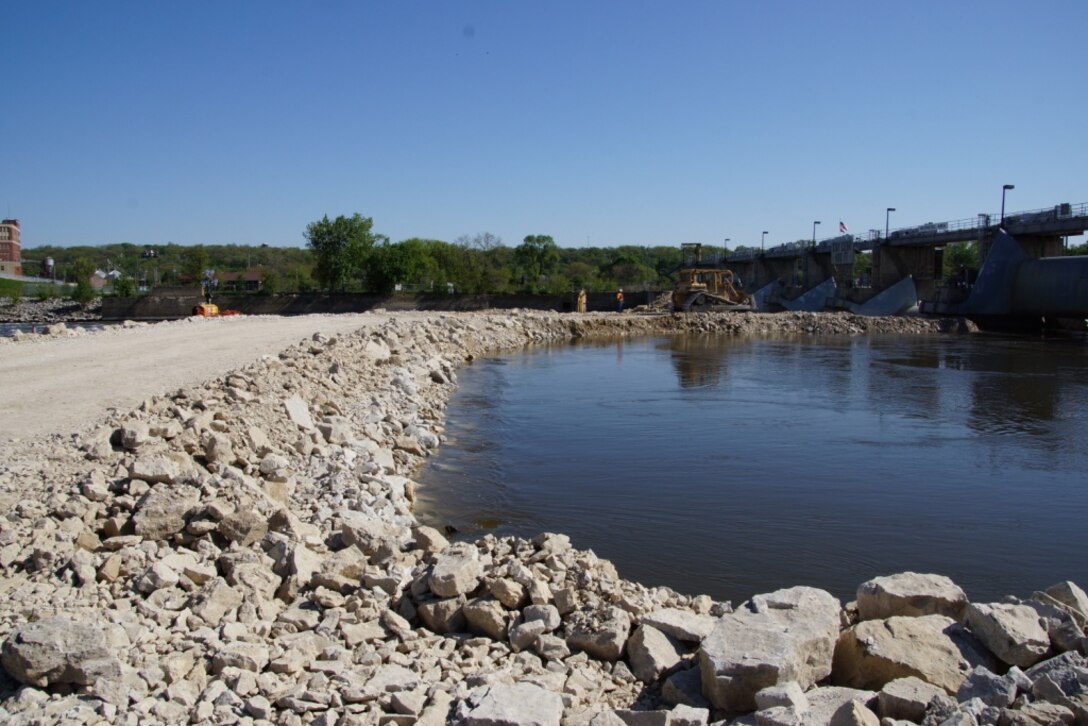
(722, 201, 1086, 262)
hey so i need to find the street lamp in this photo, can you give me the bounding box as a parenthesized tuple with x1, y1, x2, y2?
(885, 208, 895, 241)
(761, 230, 768, 252)
(1001, 184, 1015, 223)
(812, 221, 821, 246)
(723, 238, 730, 261)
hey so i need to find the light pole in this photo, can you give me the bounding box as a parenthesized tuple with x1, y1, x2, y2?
(812, 221, 820, 247)
(885, 207, 895, 240)
(723, 238, 730, 262)
(1001, 184, 1015, 223)
(761, 231, 768, 252)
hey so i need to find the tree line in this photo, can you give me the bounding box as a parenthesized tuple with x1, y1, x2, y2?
(23, 216, 686, 296)
(19, 214, 1088, 298)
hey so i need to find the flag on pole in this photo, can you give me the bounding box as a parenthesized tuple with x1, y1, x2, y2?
(839, 220, 848, 234)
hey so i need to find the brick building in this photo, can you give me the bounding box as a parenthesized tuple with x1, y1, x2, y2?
(0, 219, 21, 276)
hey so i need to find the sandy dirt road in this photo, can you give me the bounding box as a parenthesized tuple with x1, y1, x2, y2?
(0, 314, 382, 443)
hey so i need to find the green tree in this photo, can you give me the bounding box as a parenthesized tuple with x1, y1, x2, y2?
(455, 234, 511, 293)
(259, 267, 280, 294)
(610, 260, 656, 288)
(181, 246, 210, 284)
(113, 276, 136, 297)
(942, 242, 979, 279)
(853, 251, 872, 283)
(305, 214, 381, 293)
(365, 239, 434, 294)
(514, 234, 559, 290)
(71, 257, 97, 306)
(564, 261, 600, 290)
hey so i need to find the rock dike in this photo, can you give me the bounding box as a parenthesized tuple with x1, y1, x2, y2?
(0, 310, 1084, 726)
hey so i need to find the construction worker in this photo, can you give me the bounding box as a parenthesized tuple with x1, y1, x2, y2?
(616, 288, 624, 312)
(576, 288, 587, 313)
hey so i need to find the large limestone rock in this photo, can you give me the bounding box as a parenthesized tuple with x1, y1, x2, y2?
(188, 578, 245, 626)
(755, 681, 809, 712)
(1041, 581, 1088, 625)
(965, 602, 1050, 668)
(641, 608, 717, 643)
(129, 450, 193, 485)
(1023, 597, 1086, 654)
(218, 509, 269, 547)
(833, 614, 996, 694)
(417, 597, 467, 634)
(627, 624, 685, 684)
(856, 573, 967, 622)
(955, 665, 1018, 708)
(566, 607, 632, 661)
(429, 542, 483, 597)
(412, 525, 450, 557)
(339, 510, 410, 559)
(699, 586, 841, 712)
(463, 682, 563, 726)
(130, 483, 201, 539)
(1, 617, 120, 687)
(877, 676, 945, 721)
(283, 395, 314, 430)
(662, 667, 710, 709)
(1024, 651, 1088, 708)
(463, 597, 510, 640)
(755, 686, 877, 726)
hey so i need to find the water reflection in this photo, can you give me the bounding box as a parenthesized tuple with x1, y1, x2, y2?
(665, 336, 741, 389)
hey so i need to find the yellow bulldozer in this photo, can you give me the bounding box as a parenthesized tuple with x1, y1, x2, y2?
(671, 267, 753, 312)
(668, 244, 753, 312)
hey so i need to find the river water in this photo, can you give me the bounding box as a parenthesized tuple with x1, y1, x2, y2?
(415, 333, 1088, 605)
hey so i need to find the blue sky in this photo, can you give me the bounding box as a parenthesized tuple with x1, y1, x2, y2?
(3, 1, 1086, 250)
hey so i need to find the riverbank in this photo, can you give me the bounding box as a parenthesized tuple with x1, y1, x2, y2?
(0, 310, 1083, 725)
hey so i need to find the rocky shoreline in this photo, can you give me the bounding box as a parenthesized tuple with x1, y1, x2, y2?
(0, 310, 1082, 725)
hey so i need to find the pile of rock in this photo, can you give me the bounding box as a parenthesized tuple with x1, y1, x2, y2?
(0, 297, 101, 324)
(0, 311, 1078, 726)
(1, 321, 115, 344)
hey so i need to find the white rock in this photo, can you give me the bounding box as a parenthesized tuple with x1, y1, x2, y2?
(463, 597, 510, 640)
(668, 704, 710, 726)
(856, 572, 968, 622)
(189, 578, 244, 626)
(213, 642, 270, 673)
(463, 682, 563, 726)
(131, 483, 201, 539)
(566, 606, 632, 661)
(641, 608, 717, 643)
(964, 602, 1050, 668)
(834, 614, 997, 694)
(755, 681, 809, 712)
(430, 542, 483, 597)
(283, 395, 314, 430)
(627, 624, 685, 684)
(1, 617, 120, 687)
(877, 676, 945, 721)
(699, 586, 841, 712)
